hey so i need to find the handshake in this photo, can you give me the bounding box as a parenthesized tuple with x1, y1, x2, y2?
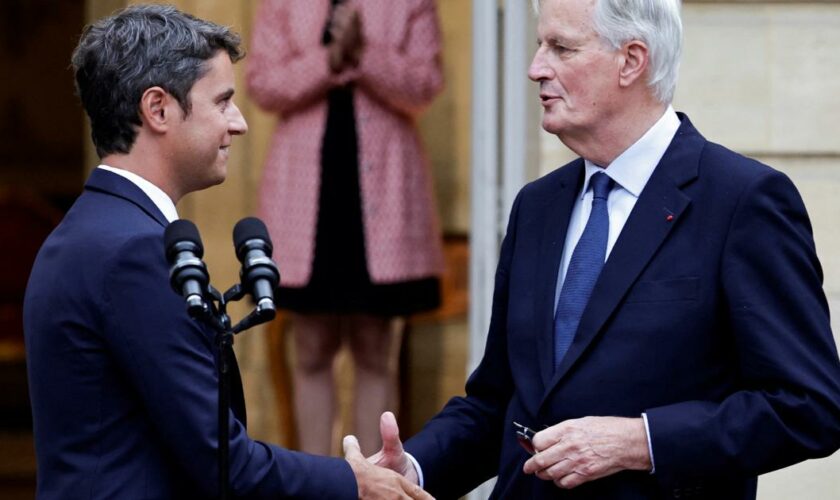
(343, 412, 432, 500)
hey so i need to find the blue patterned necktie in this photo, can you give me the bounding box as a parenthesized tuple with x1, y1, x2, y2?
(554, 172, 613, 370)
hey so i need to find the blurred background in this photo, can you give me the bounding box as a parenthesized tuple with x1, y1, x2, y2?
(0, 0, 837, 498)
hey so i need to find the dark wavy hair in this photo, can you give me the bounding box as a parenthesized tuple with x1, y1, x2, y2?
(71, 4, 244, 157)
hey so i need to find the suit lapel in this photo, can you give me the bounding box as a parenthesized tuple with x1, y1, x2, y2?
(86, 170, 250, 419)
(535, 161, 584, 389)
(85, 168, 170, 228)
(540, 115, 705, 405)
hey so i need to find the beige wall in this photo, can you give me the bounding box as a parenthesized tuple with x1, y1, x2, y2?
(539, 3, 840, 498)
(420, 0, 473, 234)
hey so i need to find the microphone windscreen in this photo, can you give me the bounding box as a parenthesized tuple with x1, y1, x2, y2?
(233, 217, 273, 257)
(164, 219, 204, 258)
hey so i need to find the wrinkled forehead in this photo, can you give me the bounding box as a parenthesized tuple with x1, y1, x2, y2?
(536, 0, 599, 42)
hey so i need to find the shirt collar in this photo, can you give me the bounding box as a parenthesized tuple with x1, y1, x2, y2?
(581, 106, 680, 198)
(97, 164, 179, 223)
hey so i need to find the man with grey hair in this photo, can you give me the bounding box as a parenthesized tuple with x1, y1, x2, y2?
(24, 4, 430, 499)
(365, 0, 840, 498)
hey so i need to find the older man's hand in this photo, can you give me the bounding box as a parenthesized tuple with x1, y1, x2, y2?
(367, 411, 419, 484)
(344, 434, 432, 500)
(522, 416, 651, 489)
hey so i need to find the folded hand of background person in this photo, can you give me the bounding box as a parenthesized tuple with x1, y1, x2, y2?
(328, 4, 364, 73)
(344, 432, 431, 499)
(522, 416, 652, 489)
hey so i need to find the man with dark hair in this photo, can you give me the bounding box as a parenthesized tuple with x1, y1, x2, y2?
(24, 5, 429, 499)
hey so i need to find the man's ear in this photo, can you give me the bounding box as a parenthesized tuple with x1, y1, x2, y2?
(618, 40, 649, 89)
(138, 86, 174, 133)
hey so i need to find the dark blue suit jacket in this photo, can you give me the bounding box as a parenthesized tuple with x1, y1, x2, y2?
(24, 169, 357, 499)
(404, 115, 840, 499)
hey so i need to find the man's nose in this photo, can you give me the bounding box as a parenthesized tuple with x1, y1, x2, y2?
(528, 48, 549, 82)
(228, 102, 248, 135)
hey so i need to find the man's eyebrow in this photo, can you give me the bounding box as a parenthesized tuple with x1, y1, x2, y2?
(546, 34, 576, 46)
(536, 33, 575, 46)
(216, 88, 235, 102)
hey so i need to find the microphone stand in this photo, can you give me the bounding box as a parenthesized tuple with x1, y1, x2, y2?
(190, 284, 276, 500)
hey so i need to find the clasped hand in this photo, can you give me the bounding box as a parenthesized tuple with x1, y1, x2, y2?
(345, 412, 651, 495)
(522, 416, 652, 489)
(343, 411, 431, 499)
(327, 4, 364, 73)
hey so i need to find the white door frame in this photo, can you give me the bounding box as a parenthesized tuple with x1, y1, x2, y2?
(467, 1, 538, 498)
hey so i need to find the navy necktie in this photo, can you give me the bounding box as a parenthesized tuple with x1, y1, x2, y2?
(554, 171, 613, 370)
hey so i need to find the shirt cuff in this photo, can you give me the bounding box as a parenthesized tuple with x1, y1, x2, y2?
(642, 412, 656, 474)
(405, 452, 425, 488)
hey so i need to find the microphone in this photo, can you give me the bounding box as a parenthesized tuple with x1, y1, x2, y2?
(232, 217, 280, 314)
(164, 220, 210, 317)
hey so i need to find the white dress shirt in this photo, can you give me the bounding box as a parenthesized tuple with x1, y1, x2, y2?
(97, 164, 179, 223)
(554, 107, 681, 308)
(553, 106, 681, 474)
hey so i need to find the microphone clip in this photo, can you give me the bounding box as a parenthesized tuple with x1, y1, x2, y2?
(217, 283, 276, 334)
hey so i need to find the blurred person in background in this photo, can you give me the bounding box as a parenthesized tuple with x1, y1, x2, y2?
(247, 0, 445, 456)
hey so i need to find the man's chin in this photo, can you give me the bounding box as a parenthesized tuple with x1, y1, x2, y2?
(210, 172, 226, 187)
(211, 161, 228, 185)
(194, 170, 227, 193)
(541, 117, 568, 136)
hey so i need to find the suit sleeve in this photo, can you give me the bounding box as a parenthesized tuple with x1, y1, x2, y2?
(101, 233, 357, 498)
(403, 191, 523, 498)
(645, 169, 840, 484)
(353, 0, 444, 116)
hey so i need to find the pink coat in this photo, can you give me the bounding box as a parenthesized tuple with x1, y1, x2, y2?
(247, 0, 445, 287)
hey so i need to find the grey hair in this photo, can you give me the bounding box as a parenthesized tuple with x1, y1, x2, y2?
(531, 0, 682, 103)
(71, 4, 244, 157)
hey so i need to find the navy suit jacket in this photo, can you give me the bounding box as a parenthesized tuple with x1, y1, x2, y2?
(404, 115, 840, 499)
(24, 169, 357, 499)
